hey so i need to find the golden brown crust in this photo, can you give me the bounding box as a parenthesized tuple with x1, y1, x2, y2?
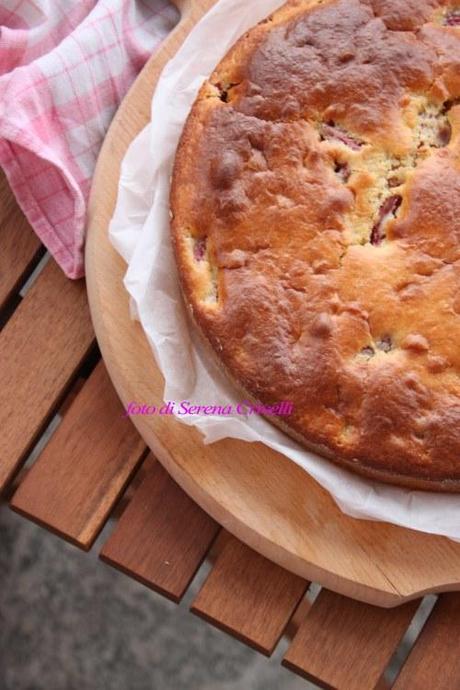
(171, 0, 460, 491)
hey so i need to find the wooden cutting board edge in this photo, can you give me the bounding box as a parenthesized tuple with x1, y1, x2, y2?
(86, 0, 460, 608)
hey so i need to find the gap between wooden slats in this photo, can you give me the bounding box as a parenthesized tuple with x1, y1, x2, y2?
(0, 170, 44, 311)
(100, 456, 220, 602)
(191, 535, 309, 656)
(0, 259, 95, 493)
(282, 589, 420, 690)
(10, 361, 147, 550)
(393, 593, 460, 690)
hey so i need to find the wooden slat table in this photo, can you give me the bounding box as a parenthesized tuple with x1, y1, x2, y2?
(0, 257, 95, 491)
(0, 169, 44, 312)
(11, 361, 147, 549)
(2, 0, 460, 680)
(283, 592, 419, 689)
(191, 535, 308, 655)
(101, 456, 220, 601)
(2, 168, 460, 690)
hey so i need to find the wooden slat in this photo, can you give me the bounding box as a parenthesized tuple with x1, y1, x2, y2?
(191, 536, 308, 656)
(0, 259, 94, 492)
(0, 170, 43, 310)
(283, 590, 419, 690)
(100, 456, 220, 602)
(10, 362, 146, 549)
(393, 594, 460, 689)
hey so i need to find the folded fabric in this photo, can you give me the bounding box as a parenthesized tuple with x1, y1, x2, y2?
(0, 0, 178, 278)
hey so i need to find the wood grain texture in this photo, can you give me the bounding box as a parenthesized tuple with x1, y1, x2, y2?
(0, 259, 94, 492)
(100, 455, 220, 601)
(191, 536, 308, 655)
(283, 590, 419, 690)
(10, 361, 146, 549)
(85, 0, 460, 606)
(393, 594, 460, 690)
(0, 170, 43, 310)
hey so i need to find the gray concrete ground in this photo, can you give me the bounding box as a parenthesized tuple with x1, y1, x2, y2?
(0, 507, 312, 690)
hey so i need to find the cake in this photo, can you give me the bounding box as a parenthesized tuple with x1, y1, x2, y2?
(170, 0, 460, 491)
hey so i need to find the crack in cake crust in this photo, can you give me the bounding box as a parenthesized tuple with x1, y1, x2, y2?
(171, 0, 460, 490)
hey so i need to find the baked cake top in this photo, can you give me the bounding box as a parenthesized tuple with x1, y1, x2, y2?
(171, 0, 460, 490)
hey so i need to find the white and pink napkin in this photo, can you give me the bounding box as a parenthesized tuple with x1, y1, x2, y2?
(0, 0, 178, 278)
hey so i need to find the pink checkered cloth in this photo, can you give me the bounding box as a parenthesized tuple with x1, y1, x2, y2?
(0, 0, 178, 278)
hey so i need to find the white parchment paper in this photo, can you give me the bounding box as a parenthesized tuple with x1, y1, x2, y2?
(109, 0, 460, 540)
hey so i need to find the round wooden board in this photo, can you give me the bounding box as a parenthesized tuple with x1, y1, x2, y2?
(86, 0, 460, 608)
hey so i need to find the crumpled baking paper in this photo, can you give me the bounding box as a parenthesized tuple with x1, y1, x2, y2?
(109, 0, 460, 541)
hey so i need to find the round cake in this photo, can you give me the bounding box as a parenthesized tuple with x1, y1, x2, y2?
(171, 0, 460, 491)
